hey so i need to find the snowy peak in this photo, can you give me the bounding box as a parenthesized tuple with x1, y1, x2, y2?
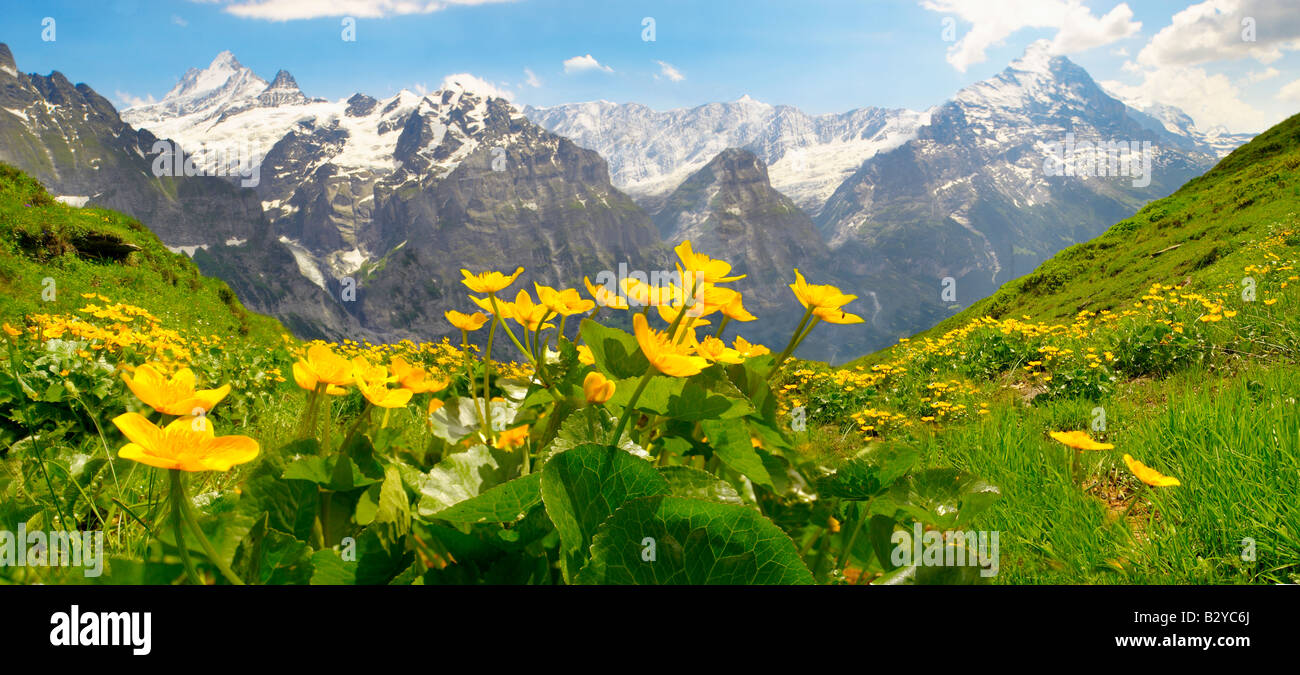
(257, 69, 309, 107)
(125, 50, 267, 125)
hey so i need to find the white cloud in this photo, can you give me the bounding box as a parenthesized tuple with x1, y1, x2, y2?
(523, 67, 541, 88)
(1248, 67, 1280, 83)
(172, 15, 189, 27)
(1279, 78, 1300, 103)
(1136, 0, 1300, 68)
(655, 60, 685, 82)
(563, 54, 613, 74)
(920, 0, 1140, 72)
(439, 72, 513, 100)
(203, 0, 518, 21)
(115, 91, 157, 109)
(1101, 65, 1277, 132)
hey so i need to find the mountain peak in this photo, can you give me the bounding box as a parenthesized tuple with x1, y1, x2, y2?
(0, 42, 17, 79)
(1008, 39, 1066, 75)
(256, 69, 309, 107)
(265, 69, 299, 91)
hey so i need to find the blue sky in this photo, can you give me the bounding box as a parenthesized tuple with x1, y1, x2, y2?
(2, 0, 1298, 133)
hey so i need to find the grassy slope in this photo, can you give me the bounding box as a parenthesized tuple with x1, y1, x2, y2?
(851, 112, 1300, 367)
(0, 162, 284, 343)
(824, 113, 1300, 583)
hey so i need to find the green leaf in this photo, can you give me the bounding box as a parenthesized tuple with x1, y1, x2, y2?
(906, 468, 1001, 529)
(416, 443, 521, 516)
(540, 443, 669, 580)
(244, 465, 319, 542)
(282, 455, 382, 492)
(232, 514, 314, 585)
(658, 466, 744, 504)
(666, 381, 752, 421)
(700, 418, 774, 487)
(309, 549, 356, 585)
(579, 319, 649, 379)
(817, 446, 918, 500)
(577, 495, 814, 584)
(428, 472, 543, 523)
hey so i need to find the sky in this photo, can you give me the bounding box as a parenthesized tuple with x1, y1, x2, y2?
(1, 0, 1298, 133)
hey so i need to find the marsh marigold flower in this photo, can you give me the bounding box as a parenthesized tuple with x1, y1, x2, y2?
(732, 336, 770, 357)
(789, 269, 856, 311)
(584, 276, 629, 309)
(674, 240, 745, 283)
(494, 424, 530, 451)
(583, 371, 616, 404)
(814, 307, 865, 324)
(356, 375, 413, 408)
(1049, 430, 1114, 451)
(446, 310, 489, 332)
(633, 313, 709, 377)
(461, 267, 524, 294)
(577, 344, 595, 366)
(1123, 454, 1181, 487)
(112, 413, 258, 472)
(535, 283, 596, 316)
(390, 356, 450, 394)
(694, 335, 744, 364)
(122, 364, 231, 416)
(293, 344, 354, 391)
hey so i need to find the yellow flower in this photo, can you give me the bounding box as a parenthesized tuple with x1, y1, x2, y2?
(2, 322, 21, 337)
(507, 289, 555, 332)
(494, 424, 531, 451)
(813, 307, 865, 324)
(633, 313, 709, 377)
(1123, 454, 1181, 487)
(583, 371, 616, 404)
(428, 398, 445, 416)
(584, 276, 629, 309)
(293, 344, 354, 390)
(621, 277, 677, 307)
(721, 292, 756, 322)
(470, 294, 512, 318)
(446, 310, 489, 332)
(112, 413, 258, 472)
(390, 356, 450, 394)
(693, 335, 744, 364)
(1049, 430, 1114, 451)
(1264, 298, 1278, 306)
(656, 302, 712, 329)
(351, 356, 393, 385)
(460, 267, 524, 294)
(121, 364, 231, 416)
(674, 240, 745, 283)
(535, 283, 596, 316)
(789, 269, 856, 310)
(577, 344, 595, 366)
(732, 336, 770, 357)
(355, 375, 413, 408)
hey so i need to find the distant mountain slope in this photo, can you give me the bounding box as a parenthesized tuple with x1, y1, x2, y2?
(849, 110, 1300, 366)
(524, 97, 929, 216)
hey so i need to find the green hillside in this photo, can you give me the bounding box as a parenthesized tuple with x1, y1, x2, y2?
(779, 113, 1300, 583)
(0, 162, 284, 343)
(853, 112, 1300, 366)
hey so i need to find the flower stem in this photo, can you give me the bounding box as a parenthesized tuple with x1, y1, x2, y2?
(170, 469, 245, 585)
(169, 473, 203, 585)
(771, 306, 815, 376)
(608, 365, 655, 447)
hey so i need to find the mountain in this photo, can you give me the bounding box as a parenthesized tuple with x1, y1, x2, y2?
(813, 42, 1238, 346)
(524, 97, 930, 216)
(121, 50, 665, 351)
(0, 43, 363, 340)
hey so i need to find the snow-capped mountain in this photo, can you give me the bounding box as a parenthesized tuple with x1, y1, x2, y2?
(814, 40, 1238, 345)
(523, 98, 930, 216)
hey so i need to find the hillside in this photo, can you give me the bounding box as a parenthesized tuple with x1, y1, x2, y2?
(850, 111, 1300, 367)
(0, 162, 284, 344)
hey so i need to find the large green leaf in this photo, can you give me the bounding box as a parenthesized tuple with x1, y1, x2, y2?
(658, 466, 744, 504)
(701, 418, 774, 487)
(577, 496, 814, 584)
(579, 319, 649, 379)
(540, 443, 669, 580)
(416, 443, 521, 516)
(427, 472, 543, 523)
